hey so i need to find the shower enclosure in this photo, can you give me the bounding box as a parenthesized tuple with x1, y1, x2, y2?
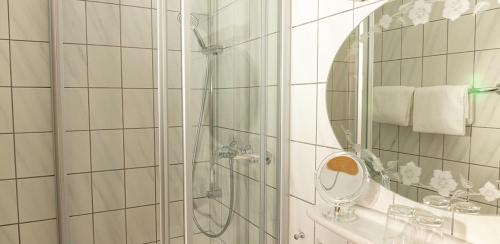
(9, 0, 287, 243)
(160, 0, 283, 243)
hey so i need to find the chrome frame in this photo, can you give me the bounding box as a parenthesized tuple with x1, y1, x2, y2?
(278, 0, 291, 243)
(259, 0, 269, 242)
(157, 0, 169, 243)
(180, 0, 194, 243)
(49, 0, 67, 243)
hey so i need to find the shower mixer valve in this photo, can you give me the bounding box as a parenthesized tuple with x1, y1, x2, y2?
(217, 140, 273, 165)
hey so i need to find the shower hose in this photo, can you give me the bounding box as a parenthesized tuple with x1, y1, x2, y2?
(191, 54, 235, 238)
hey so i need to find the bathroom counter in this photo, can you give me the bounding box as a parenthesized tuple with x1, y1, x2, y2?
(307, 205, 469, 244)
(307, 205, 385, 244)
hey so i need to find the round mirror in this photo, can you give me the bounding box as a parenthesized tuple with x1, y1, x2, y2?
(326, 0, 500, 215)
(316, 151, 368, 206)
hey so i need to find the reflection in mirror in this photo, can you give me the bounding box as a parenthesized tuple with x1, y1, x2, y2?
(327, 0, 500, 215)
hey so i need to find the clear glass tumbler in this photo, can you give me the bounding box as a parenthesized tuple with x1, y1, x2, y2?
(383, 205, 416, 244)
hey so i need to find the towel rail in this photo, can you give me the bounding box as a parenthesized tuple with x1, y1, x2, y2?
(468, 84, 500, 95)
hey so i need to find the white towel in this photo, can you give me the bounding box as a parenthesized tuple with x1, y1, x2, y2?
(373, 86, 415, 126)
(413, 85, 469, 136)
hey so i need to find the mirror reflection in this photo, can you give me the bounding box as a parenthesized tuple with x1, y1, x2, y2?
(327, 0, 500, 215)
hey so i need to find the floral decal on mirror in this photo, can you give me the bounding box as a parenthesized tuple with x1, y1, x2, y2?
(376, 0, 490, 31)
(364, 155, 500, 203)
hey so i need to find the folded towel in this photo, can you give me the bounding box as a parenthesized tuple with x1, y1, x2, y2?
(413, 85, 469, 136)
(373, 86, 415, 126)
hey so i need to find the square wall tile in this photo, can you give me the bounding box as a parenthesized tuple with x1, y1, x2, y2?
(9, 0, 49, 41)
(0, 225, 19, 244)
(124, 128, 154, 168)
(423, 20, 447, 55)
(10, 41, 50, 87)
(125, 167, 155, 207)
(291, 22, 317, 84)
(91, 130, 124, 171)
(69, 215, 93, 244)
(15, 132, 54, 178)
(381, 60, 401, 86)
(476, 9, 500, 50)
(382, 29, 402, 61)
(420, 133, 443, 158)
(68, 173, 92, 215)
(63, 0, 86, 44)
(121, 6, 152, 48)
(0, 134, 15, 179)
(64, 131, 91, 173)
(399, 126, 419, 155)
(86, 2, 120, 45)
(12, 88, 53, 132)
(88, 46, 121, 88)
(290, 141, 316, 203)
(289, 196, 314, 243)
(64, 88, 89, 130)
(422, 55, 446, 86)
(469, 164, 499, 204)
(89, 88, 123, 129)
(123, 89, 154, 128)
(448, 14, 474, 53)
(402, 25, 423, 58)
(0, 180, 18, 225)
(443, 160, 469, 183)
(92, 170, 125, 212)
(126, 206, 156, 244)
(94, 210, 126, 244)
(447, 52, 473, 86)
(470, 127, 500, 167)
(122, 48, 153, 88)
(63, 44, 87, 87)
(0, 40, 10, 85)
(0, 87, 13, 133)
(291, 0, 318, 26)
(443, 127, 471, 163)
(19, 219, 58, 244)
(474, 93, 500, 128)
(17, 177, 56, 222)
(474, 49, 500, 88)
(290, 84, 317, 144)
(0, 0, 8, 39)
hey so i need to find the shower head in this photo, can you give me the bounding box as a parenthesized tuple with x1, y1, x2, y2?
(177, 13, 208, 50)
(176, 13, 223, 55)
(177, 13, 200, 30)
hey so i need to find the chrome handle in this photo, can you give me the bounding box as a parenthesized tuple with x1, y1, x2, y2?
(293, 232, 305, 240)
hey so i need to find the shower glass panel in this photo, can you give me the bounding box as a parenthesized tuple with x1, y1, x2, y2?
(177, 0, 281, 243)
(61, 1, 159, 243)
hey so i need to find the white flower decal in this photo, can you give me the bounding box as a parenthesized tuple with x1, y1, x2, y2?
(387, 160, 398, 169)
(442, 0, 470, 21)
(400, 161, 422, 186)
(430, 170, 458, 196)
(479, 182, 500, 202)
(379, 15, 393, 30)
(408, 0, 433, 26)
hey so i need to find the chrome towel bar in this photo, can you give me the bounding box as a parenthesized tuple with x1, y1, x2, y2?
(468, 84, 500, 95)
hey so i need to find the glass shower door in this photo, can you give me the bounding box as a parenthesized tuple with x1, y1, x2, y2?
(177, 0, 281, 243)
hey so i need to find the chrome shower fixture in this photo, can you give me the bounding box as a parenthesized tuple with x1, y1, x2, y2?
(177, 13, 223, 55)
